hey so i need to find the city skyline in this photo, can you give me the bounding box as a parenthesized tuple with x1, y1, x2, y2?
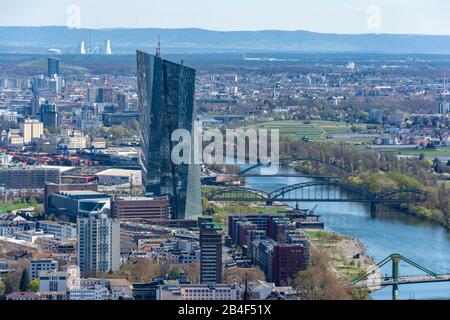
(1, 0, 450, 35)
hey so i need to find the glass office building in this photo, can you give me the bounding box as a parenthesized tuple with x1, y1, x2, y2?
(137, 50, 201, 220)
(47, 58, 60, 78)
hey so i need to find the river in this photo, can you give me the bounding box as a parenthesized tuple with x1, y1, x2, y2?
(243, 166, 450, 300)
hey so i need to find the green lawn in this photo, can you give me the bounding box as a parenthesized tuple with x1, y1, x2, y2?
(0, 203, 33, 214)
(383, 147, 450, 158)
(243, 120, 371, 144)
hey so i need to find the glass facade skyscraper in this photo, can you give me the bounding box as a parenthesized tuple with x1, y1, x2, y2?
(47, 58, 60, 78)
(137, 50, 201, 220)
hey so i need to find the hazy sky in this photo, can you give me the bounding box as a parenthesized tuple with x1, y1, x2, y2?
(1, 0, 450, 35)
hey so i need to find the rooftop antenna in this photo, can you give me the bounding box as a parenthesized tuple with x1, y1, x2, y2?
(89, 30, 92, 54)
(156, 34, 161, 57)
(444, 71, 447, 99)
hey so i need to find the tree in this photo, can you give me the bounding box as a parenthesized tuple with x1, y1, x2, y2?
(2, 271, 21, 295)
(0, 278, 5, 298)
(183, 262, 200, 284)
(224, 267, 266, 285)
(19, 269, 29, 292)
(293, 249, 350, 300)
(106, 258, 162, 283)
(30, 278, 40, 293)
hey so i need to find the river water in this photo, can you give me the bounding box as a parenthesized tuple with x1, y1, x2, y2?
(243, 166, 450, 300)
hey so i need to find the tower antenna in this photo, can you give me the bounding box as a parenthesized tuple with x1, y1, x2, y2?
(444, 71, 447, 99)
(156, 34, 161, 57)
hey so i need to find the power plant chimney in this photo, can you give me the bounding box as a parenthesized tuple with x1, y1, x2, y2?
(80, 41, 86, 55)
(105, 40, 112, 55)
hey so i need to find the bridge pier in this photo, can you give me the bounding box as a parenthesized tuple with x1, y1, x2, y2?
(392, 255, 400, 301)
(266, 200, 273, 206)
(370, 202, 378, 219)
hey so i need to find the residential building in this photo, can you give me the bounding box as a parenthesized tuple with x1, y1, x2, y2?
(77, 213, 120, 277)
(20, 118, 43, 144)
(37, 221, 77, 240)
(27, 259, 59, 281)
(6, 292, 40, 301)
(39, 270, 68, 300)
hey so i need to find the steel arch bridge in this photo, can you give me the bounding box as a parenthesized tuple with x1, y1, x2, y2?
(204, 182, 428, 210)
(238, 157, 350, 175)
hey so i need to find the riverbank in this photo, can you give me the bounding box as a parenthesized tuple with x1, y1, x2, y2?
(304, 229, 381, 284)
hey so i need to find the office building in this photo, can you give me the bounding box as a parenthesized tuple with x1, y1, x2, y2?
(252, 241, 307, 286)
(77, 213, 120, 277)
(272, 244, 306, 286)
(40, 103, 59, 131)
(30, 96, 42, 117)
(0, 168, 60, 189)
(95, 168, 142, 186)
(132, 276, 190, 300)
(27, 259, 59, 281)
(47, 58, 60, 78)
(48, 190, 112, 219)
(157, 282, 241, 300)
(20, 119, 43, 144)
(88, 87, 115, 103)
(69, 284, 110, 300)
(437, 101, 450, 114)
(199, 218, 223, 284)
(112, 197, 170, 222)
(117, 93, 128, 111)
(137, 50, 201, 220)
(44, 183, 99, 212)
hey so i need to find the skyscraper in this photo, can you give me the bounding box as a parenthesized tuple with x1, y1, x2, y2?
(77, 213, 120, 278)
(137, 50, 201, 220)
(40, 103, 59, 132)
(199, 218, 223, 285)
(47, 58, 60, 78)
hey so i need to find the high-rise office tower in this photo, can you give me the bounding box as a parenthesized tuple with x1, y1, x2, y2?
(47, 58, 60, 78)
(137, 50, 201, 220)
(30, 96, 42, 118)
(117, 93, 128, 112)
(77, 213, 120, 278)
(199, 217, 223, 285)
(40, 103, 59, 132)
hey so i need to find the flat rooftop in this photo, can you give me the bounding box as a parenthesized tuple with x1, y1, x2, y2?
(96, 168, 141, 177)
(59, 191, 105, 196)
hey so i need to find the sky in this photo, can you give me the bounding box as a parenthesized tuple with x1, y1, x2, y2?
(1, 0, 450, 35)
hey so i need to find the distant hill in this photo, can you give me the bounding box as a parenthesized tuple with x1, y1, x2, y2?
(1, 26, 450, 54)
